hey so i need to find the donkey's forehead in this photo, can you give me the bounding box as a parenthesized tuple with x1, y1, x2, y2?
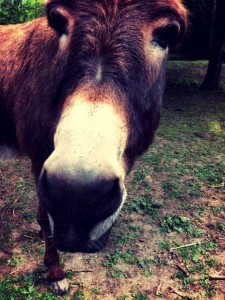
(50, 0, 187, 56)
(47, 0, 187, 20)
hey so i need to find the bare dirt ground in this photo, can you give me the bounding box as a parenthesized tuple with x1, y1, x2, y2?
(0, 156, 225, 300)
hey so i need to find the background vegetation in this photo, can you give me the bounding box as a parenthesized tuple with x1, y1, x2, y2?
(0, 0, 44, 24)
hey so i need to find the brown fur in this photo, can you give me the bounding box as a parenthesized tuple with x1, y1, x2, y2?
(0, 0, 187, 294)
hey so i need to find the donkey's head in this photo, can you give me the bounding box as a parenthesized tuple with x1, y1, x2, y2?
(38, 0, 187, 252)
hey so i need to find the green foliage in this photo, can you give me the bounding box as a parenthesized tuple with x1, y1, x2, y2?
(90, 287, 99, 294)
(177, 240, 217, 264)
(0, 0, 44, 25)
(125, 196, 160, 219)
(161, 214, 203, 237)
(0, 274, 59, 300)
(131, 291, 148, 300)
(71, 289, 86, 300)
(112, 223, 142, 245)
(174, 79, 201, 88)
(103, 249, 138, 268)
(103, 248, 153, 278)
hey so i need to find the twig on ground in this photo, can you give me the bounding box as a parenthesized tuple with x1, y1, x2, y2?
(10, 269, 18, 275)
(208, 275, 225, 280)
(0, 204, 6, 211)
(156, 280, 163, 295)
(74, 270, 93, 273)
(23, 234, 40, 240)
(170, 241, 202, 252)
(176, 263, 190, 277)
(194, 275, 225, 281)
(12, 207, 16, 217)
(176, 263, 225, 281)
(10, 197, 20, 217)
(169, 286, 192, 299)
(9, 197, 20, 208)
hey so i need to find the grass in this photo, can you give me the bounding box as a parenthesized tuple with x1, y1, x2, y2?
(0, 61, 225, 299)
(0, 272, 59, 300)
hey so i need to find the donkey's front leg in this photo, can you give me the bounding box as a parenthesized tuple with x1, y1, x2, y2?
(37, 204, 69, 295)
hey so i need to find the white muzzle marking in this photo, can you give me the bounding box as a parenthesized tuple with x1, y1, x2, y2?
(44, 97, 128, 183)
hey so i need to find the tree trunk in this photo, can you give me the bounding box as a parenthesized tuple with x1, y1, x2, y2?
(202, 0, 225, 90)
(208, 0, 217, 52)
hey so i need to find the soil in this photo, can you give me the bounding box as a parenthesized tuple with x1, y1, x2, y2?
(0, 156, 225, 299)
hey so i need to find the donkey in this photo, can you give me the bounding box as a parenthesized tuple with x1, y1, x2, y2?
(0, 0, 187, 294)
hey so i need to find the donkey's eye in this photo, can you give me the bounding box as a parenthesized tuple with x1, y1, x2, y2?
(152, 23, 180, 49)
(152, 37, 168, 49)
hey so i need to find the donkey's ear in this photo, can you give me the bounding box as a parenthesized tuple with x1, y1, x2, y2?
(46, 3, 70, 36)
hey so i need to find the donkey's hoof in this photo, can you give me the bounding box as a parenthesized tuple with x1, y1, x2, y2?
(48, 278, 69, 295)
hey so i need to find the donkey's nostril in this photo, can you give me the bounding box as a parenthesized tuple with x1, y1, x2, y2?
(39, 168, 65, 203)
(98, 177, 120, 199)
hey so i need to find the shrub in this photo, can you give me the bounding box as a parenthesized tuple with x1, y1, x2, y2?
(0, 0, 44, 25)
